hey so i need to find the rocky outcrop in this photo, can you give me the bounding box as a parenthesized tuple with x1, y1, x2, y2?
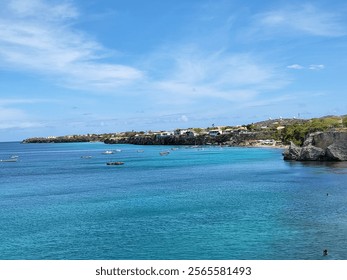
(283, 131, 347, 161)
(104, 134, 232, 146)
(326, 142, 347, 160)
(299, 145, 325, 161)
(283, 142, 302, 160)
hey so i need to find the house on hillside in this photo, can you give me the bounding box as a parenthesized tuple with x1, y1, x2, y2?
(208, 130, 222, 136)
(157, 131, 174, 138)
(174, 129, 188, 136)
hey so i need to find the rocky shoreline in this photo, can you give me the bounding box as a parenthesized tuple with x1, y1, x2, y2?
(23, 133, 284, 148)
(283, 131, 347, 161)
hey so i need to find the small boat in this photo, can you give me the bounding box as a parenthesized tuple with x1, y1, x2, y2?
(10, 155, 19, 159)
(106, 161, 124, 165)
(102, 150, 114, 154)
(137, 149, 144, 153)
(159, 151, 170, 156)
(0, 158, 18, 162)
(81, 156, 92, 159)
(171, 148, 178, 151)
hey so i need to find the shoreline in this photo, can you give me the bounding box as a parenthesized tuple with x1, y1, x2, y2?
(20, 139, 288, 150)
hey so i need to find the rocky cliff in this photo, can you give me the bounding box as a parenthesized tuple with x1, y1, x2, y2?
(104, 134, 232, 145)
(283, 131, 347, 161)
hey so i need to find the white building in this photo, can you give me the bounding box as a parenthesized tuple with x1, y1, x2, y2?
(208, 130, 222, 136)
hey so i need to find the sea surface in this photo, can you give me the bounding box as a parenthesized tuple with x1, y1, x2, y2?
(1, 142, 346, 260)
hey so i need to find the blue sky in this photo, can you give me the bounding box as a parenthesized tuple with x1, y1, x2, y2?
(1, 0, 347, 141)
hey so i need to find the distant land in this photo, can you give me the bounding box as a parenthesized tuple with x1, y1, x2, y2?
(22, 115, 347, 148)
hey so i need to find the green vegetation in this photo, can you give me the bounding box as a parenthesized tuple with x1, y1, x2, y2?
(192, 128, 203, 134)
(279, 117, 344, 145)
(343, 116, 347, 127)
(246, 123, 255, 131)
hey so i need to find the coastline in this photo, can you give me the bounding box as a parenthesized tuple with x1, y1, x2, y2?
(20, 115, 347, 152)
(22, 133, 286, 148)
(20, 138, 288, 150)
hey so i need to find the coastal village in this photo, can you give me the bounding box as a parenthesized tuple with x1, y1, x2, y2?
(23, 115, 347, 150)
(22, 118, 298, 146)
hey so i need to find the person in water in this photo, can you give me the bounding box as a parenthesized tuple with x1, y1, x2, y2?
(323, 249, 328, 256)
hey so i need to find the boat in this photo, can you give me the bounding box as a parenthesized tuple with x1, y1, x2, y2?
(81, 156, 92, 159)
(137, 149, 144, 153)
(106, 161, 124, 165)
(102, 150, 114, 154)
(0, 158, 18, 162)
(159, 151, 170, 156)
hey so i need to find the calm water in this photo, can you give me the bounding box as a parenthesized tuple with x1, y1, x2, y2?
(1, 142, 346, 260)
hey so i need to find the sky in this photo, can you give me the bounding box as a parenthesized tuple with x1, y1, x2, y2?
(0, 0, 347, 141)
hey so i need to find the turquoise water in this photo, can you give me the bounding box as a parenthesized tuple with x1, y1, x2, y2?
(1, 142, 346, 260)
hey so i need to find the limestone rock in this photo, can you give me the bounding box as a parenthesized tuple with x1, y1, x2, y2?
(283, 142, 301, 160)
(283, 131, 347, 161)
(326, 142, 347, 161)
(299, 145, 325, 161)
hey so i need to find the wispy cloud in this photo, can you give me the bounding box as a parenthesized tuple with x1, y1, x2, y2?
(7, 0, 79, 20)
(287, 64, 304, 70)
(254, 4, 346, 37)
(239, 94, 297, 109)
(146, 46, 288, 105)
(0, 98, 57, 106)
(0, 0, 143, 91)
(308, 64, 325, 70)
(0, 107, 27, 121)
(287, 64, 325, 70)
(0, 120, 45, 130)
(0, 105, 44, 130)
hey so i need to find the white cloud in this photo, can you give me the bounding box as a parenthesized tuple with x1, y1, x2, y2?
(287, 64, 304, 70)
(309, 64, 325, 70)
(180, 115, 189, 122)
(0, 0, 143, 91)
(286, 64, 325, 71)
(256, 4, 346, 37)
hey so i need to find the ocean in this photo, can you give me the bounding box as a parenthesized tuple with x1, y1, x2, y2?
(1, 141, 346, 260)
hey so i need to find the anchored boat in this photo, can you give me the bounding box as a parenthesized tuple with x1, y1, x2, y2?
(0, 158, 18, 162)
(106, 161, 124, 165)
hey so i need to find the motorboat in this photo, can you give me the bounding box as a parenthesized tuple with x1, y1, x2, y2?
(0, 158, 18, 162)
(106, 161, 124, 165)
